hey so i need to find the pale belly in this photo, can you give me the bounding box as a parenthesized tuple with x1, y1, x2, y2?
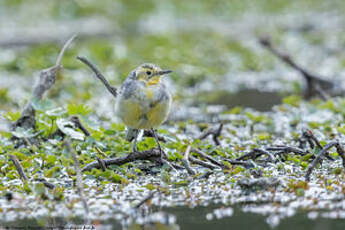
(115, 95, 171, 129)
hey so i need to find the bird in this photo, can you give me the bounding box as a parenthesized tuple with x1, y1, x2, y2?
(114, 63, 172, 156)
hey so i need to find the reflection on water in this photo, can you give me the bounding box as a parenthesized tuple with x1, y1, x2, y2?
(3, 206, 345, 230)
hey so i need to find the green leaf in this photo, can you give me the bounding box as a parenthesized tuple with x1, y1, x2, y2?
(56, 118, 84, 140)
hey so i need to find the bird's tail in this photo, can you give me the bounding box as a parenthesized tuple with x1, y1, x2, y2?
(125, 128, 142, 141)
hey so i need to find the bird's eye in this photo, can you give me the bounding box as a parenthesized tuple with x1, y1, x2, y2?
(146, 71, 152, 75)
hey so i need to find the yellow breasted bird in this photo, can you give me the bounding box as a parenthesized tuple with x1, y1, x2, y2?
(115, 63, 172, 154)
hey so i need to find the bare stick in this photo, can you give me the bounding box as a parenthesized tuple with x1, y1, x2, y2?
(77, 56, 117, 98)
(82, 149, 162, 172)
(182, 146, 196, 175)
(56, 34, 77, 66)
(189, 156, 220, 170)
(134, 191, 157, 209)
(235, 148, 274, 162)
(96, 156, 107, 171)
(302, 129, 334, 161)
(95, 146, 107, 158)
(266, 146, 307, 155)
(9, 155, 28, 181)
(224, 159, 256, 168)
(259, 37, 332, 99)
(335, 142, 345, 169)
(35, 178, 55, 190)
(197, 123, 223, 146)
(64, 140, 90, 222)
(69, 116, 90, 136)
(191, 147, 224, 168)
(143, 130, 166, 142)
(13, 34, 77, 130)
(305, 141, 338, 181)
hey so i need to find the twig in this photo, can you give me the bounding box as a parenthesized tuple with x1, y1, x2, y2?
(143, 130, 166, 142)
(305, 141, 338, 181)
(95, 146, 108, 158)
(9, 155, 28, 181)
(191, 147, 225, 168)
(69, 116, 90, 136)
(197, 123, 223, 146)
(335, 142, 345, 169)
(266, 146, 307, 155)
(64, 140, 90, 222)
(224, 159, 256, 168)
(35, 178, 55, 190)
(77, 56, 117, 98)
(236, 148, 274, 162)
(134, 191, 157, 209)
(96, 156, 107, 171)
(302, 129, 334, 161)
(81, 149, 162, 172)
(181, 146, 196, 175)
(12, 34, 76, 130)
(189, 156, 220, 170)
(259, 36, 332, 99)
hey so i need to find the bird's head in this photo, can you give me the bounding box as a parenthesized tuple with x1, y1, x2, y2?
(133, 63, 172, 86)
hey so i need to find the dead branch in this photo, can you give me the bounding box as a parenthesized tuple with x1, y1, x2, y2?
(181, 146, 196, 175)
(69, 116, 90, 136)
(134, 191, 157, 209)
(305, 141, 338, 181)
(81, 149, 162, 172)
(224, 159, 256, 168)
(96, 156, 107, 171)
(9, 155, 28, 181)
(259, 36, 333, 99)
(143, 130, 166, 142)
(12, 35, 76, 131)
(189, 156, 220, 170)
(77, 56, 117, 98)
(191, 147, 225, 168)
(35, 178, 55, 190)
(302, 129, 334, 161)
(236, 148, 274, 162)
(64, 140, 90, 221)
(335, 142, 345, 169)
(197, 123, 223, 146)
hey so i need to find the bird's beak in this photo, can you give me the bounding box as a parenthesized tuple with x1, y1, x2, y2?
(156, 70, 172, 76)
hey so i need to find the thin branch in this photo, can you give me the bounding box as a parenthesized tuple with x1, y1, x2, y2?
(56, 33, 77, 66)
(305, 141, 338, 181)
(64, 140, 90, 222)
(12, 34, 76, 130)
(134, 191, 157, 209)
(35, 178, 55, 190)
(335, 142, 345, 169)
(189, 156, 220, 170)
(81, 149, 161, 172)
(143, 130, 166, 142)
(259, 36, 332, 99)
(181, 146, 196, 175)
(77, 56, 117, 98)
(96, 156, 107, 171)
(191, 147, 225, 168)
(235, 148, 274, 162)
(224, 159, 256, 168)
(95, 146, 108, 158)
(69, 116, 90, 136)
(197, 123, 223, 146)
(9, 155, 28, 181)
(302, 129, 334, 161)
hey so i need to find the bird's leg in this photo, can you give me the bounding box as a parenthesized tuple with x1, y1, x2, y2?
(151, 128, 166, 160)
(132, 132, 138, 152)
